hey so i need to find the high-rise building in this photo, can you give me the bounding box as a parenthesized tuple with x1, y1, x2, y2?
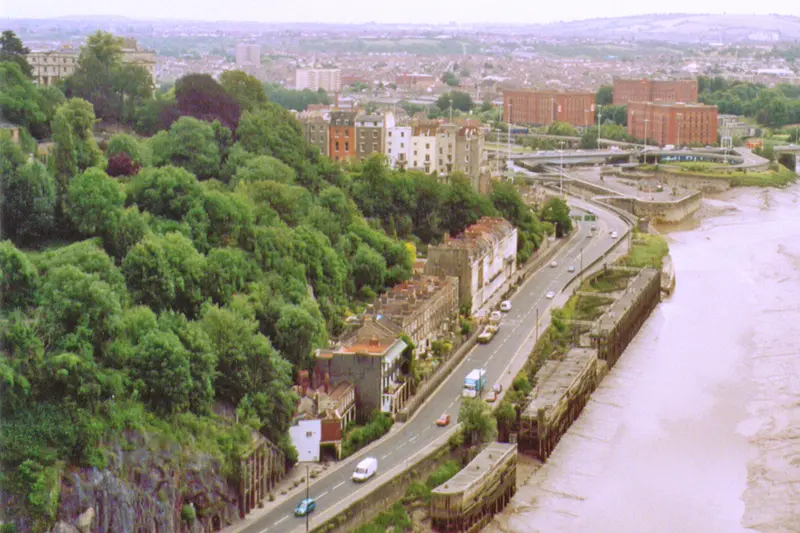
(295, 68, 342, 92)
(613, 79, 698, 105)
(627, 102, 718, 147)
(502, 90, 596, 127)
(235, 44, 261, 68)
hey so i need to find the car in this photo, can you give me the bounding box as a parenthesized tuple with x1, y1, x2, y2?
(436, 413, 451, 427)
(295, 498, 316, 517)
(493, 383, 503, 393)
(611, 231, 619, 239)
(591, 225, 597, 232)
(486, 391, 498, 403)
(568, 265, 575, 272)
(586, 232, 593, 238)
(546, 291, 556, 299)
(352, 457, 378, 482)
(490, 310, 503, 324)
(550, 260, 558, 268)
(500, 300, 512, 312)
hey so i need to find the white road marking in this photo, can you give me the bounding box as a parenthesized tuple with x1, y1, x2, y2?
(409, 435, 418, 443)
(317, 491, 328, 499)
(333, 481, 345, 490)
(382, 451, 393, 459)
(274, 516, 287, 526)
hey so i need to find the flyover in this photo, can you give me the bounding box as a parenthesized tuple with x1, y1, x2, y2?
(230, 199, 630, 533)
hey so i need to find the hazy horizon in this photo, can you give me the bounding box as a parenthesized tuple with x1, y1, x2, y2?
(3, 0, 799, 25)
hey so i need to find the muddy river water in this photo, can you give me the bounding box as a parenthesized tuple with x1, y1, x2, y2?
(488, 185, 800, 533)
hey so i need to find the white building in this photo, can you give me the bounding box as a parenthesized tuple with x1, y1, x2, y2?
(384, 112, 412, 169)
(235, 44, 261, 69)
(295, 68, 342, 92)
(410, 123, 438, 174)
(289, 420, 322, 462)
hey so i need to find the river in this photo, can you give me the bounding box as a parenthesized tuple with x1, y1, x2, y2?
(488, 185, 800, 533)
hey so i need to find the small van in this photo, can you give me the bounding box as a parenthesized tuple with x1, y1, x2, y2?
(352, 457, 378, 482)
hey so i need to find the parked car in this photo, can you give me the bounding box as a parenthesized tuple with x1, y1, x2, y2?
(568, 265, 575, 272)
(436, 413, 451, 427)
(611, 231, 619, 239)
(586, 232, 593, 238)
(477, 326, 498, 344)
(546, 291, 556, 299)
(352, 457, 378, 482)
(493, 383, 503, 393)
(295, 498, 316, 517)
(486, 391, 498, 403)
(500, 300, 512, 312)
(550, 260, 558, 268)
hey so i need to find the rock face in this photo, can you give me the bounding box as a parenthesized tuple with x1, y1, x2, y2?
(46, 437, 240, 533)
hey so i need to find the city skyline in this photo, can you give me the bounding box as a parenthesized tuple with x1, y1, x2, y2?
(3, 0, 799, 25)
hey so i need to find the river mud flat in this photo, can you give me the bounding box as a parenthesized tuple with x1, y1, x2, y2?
(487, 185, 800, 533)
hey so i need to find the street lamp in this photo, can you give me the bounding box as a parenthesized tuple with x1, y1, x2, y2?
(507, 103, 512, 174)
(597, 105, 602, 150)
(305, 465, 310, 532)
(558, 140, 565, 197)
(644, 118, 650, 164)
(676, 113, 683, 149)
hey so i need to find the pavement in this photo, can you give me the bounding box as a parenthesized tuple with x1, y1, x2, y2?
(224, 197, 629, 533)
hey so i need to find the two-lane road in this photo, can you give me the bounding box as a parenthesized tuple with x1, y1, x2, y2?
(238, 200, 629, 533)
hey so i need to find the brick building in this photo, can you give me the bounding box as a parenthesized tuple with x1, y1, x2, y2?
(355, 114, 385, 161)
(502, 90, 595, 127)
(425, 217, 518, 315)
(328, 110, 357, 162)
(613, 78, 698, 105)
(627, 102, 718, 147)
(371, 274, 459, 354)
(395, 72, 436, 88)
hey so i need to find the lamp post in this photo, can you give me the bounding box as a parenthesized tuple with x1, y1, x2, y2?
(676, 113, 683, 149)
(507, 103, 512, 175)
(644, 118, 650, 164)
(558, 140, 565, 197)
(597, 105, 602, 150)
(305, 465, 310, 532)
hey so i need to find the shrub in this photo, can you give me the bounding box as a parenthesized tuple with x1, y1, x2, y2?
(181, 503, 196, 524)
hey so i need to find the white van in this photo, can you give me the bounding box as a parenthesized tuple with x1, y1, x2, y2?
(352, 457, 378, 482)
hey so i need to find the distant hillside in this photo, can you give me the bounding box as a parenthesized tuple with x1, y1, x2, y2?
(526, 14, 800, 43)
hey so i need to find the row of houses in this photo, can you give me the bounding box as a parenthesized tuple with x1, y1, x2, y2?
(298, 110, 491, 192)
(289, 217, 518, 461)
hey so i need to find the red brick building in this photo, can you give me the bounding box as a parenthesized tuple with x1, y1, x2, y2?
(627, 102, 718, 147)
(328, 110, 357, 162)
(503, 90, 596, 127)
(613, 79, 698, 105)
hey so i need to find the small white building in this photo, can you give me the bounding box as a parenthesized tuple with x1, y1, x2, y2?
(289, 420, 322, 462)
(411, 123, 438, 174)
(385, 112, 412, 169)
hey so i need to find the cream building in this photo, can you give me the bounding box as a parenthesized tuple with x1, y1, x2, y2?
(295, 68, 342, 92)
(410, 122, 439, 174)
(385, 113, 412, 170)
(28, 38, 156, 87)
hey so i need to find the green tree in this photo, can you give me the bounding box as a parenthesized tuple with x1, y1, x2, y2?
(66, 168, 125, 236)
(131, 329, 192, 414)
(0, 160, 57, 243)
(539, 197, 573, 238)
(232, 155, 296, 185)
(107, 133, 147, 165)
(51, 98, 103, 181)
(441, 71, 460, 87)
(273, 304, 327, 368)
(0, 31, 32, 77)
(219, 70, 268, 112)
(126, 165, 204, 221)
(458, 396, 498, 446)
(0, 241, 39, 310)
(351, 244, 387, 293)
(150, 116, 223, 179)
(0, 61, 46, 132)
(436, 91, 473, 113)
(547, 121, 578, 137)
(440, 173, 496, 235)
(596, 84, 613, 106)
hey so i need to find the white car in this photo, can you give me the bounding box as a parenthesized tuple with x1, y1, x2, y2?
(611, 231, 619, 239)
(500, 300, 512, 312)
(568, 265, 575, 272)
(546, 291, 556, 299)
(550, 261, 558, 268)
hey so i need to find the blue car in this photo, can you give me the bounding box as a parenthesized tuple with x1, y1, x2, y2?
(295, 498, 316, 517)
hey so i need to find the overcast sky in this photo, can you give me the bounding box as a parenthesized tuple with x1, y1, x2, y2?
(3, 0, 799, 24)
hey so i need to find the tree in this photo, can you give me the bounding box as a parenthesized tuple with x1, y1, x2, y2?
(126, 165, 204, 221)
(131, 330, 192, 414)
(232, 155, 296, 185)
(440, 174, 496, 235)
(0, 62, 46, 132)
(66, 168, 125, 235)
(107, 133, 147, 165)
(51, 98, 103, 182)
(458, 397, 497, 446)
(540, 197, 573, 238)
(174, 73, 240, 131)
(0, 31, 32, 78)
(351, 244, 387, 294)
(106, 152, 141, 177)
(149, 116, 223, 180)
(436, 91, 473, 113)
(64, 31, 153, 123)
(596, 84, 613, 106)
(441, 71, 460, 87)
(219, 70, 267, 112)
(0, 241, 39, 310)
(273, 304, 327, 368)
(547, 121, 578, 137)
(0, 160, 57, 243)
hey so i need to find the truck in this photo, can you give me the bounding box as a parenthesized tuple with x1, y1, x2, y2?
(462, 368, 487, 398)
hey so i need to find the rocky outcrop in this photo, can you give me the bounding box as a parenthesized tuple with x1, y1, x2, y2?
(44, 435, 239, 533)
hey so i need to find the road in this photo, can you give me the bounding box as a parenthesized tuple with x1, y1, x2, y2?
(238, 199, 629, 533)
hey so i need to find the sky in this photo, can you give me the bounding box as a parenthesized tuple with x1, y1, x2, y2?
(3, 0, 799, 24)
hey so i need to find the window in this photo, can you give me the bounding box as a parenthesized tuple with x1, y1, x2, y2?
(388, 131, 392, 137)
(425, 155, 430, 162)
(413, 150, 417, 156)
(360, 131, 365, 138)
(388, 148, 392, 154)
(335, 142, 340, 151)
(373, 131, 378, 138)
(360, 143, 365, 151)
(306, 431, 313, 438)
(345, 130, 350, 138)
(400, 143, 405, 148)
(425, 143, 430, 149)
(401, 132, 405, 137)
(345, 142, 349, 151)
(372, 143, 377, 150)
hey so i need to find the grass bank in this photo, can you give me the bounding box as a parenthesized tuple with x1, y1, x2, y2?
(623, 234, 670, 269)
(635, 163, 797, 187)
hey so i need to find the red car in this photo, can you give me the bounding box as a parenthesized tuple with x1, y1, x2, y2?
(486, 391, 498, 403)
(436, 413, 450, 427)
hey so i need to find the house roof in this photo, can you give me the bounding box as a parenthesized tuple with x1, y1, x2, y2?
(434, 217, 516, 255)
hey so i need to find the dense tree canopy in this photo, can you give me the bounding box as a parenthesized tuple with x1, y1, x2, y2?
(0, 31, 32, 78)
